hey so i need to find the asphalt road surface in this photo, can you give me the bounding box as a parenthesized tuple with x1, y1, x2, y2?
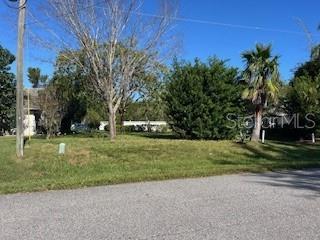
(1, 170, 320, 240)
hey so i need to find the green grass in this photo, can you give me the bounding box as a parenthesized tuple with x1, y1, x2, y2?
(0, 133, 319, 194)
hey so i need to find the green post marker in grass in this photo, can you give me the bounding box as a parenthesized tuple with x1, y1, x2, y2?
(262, 130, 265, 144)
(58, 143, 66, 155)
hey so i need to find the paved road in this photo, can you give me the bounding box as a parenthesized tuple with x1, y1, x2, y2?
(1, 170, 320, 240)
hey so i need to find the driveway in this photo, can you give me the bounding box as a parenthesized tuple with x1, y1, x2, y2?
(1, 169, 320, 239)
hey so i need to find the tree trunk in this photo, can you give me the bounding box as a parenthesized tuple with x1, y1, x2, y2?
(252, 105, 262, 141)
(119, 107, 125, 133)
(108, 104, 116, 141)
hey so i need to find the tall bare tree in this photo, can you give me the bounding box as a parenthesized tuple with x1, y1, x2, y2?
(38, 84, 65, 139)
(31, 0, 177, 140)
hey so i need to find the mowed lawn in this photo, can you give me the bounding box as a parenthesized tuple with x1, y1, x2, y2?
(0, 134, 320, 194)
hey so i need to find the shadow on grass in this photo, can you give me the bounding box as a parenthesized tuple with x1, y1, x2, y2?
(239, 141, 320, 162)
(127, 132, 182, 140)
(248, 169, 320, 198)
(237, 141, 320, 197)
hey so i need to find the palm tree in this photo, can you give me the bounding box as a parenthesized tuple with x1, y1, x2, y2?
(311, 44, 320, 61)
(27, 67, 48, 88)
(242, 44, 280, 141)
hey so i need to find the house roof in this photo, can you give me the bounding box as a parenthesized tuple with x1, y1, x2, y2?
(24, 88, 44, 111)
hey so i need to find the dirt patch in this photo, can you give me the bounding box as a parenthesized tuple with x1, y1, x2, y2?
(67, 149, 91, 166)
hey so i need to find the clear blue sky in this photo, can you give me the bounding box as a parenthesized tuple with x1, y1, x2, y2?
(0, 0, 319, 87)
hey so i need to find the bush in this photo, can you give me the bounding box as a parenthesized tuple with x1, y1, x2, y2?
(85, 109, 102, 129)
(122, 125, 136, 132)
(156, 125, 170, 133)
(104, 124, 123, 133)
(164, 58, 245, 140)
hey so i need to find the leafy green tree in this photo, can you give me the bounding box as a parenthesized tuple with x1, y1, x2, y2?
(294, 56, 320, 79)
(27, 67, 48, 88)
(165, 58, 245, 140)
(121, 64, 167, 125)
(0, 45, 15, 134)
(287, 47, 320, 136)
(311, 44, 320, 61)
(124, 99, 166, 121)
(51, 52, 94, 133)
(84, 108, 103, 129)
(241, 44, 280, 141)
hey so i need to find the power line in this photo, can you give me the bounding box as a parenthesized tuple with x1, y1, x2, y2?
(23, 2, 315, 37)
(92, 4, 317, 36)
(94, 5, 314, 36)
(133, 12, 311, 36)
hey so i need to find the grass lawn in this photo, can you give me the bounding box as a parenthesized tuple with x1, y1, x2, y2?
(0, 133, 319, 194)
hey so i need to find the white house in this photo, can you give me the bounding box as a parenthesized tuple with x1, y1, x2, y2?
(99, 121, 168, 132)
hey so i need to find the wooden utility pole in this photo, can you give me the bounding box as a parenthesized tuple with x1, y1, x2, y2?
(16, 0, 27, 158)
(27, 88, 31, 141)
